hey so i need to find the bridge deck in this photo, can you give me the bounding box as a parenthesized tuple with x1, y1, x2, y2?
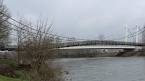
(62, 40, 145, 47)
(59, 45, 142, 50)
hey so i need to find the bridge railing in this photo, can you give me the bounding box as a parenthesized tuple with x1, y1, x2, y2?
(60, 40, 145, 47)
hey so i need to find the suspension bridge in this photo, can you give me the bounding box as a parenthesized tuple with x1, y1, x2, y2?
(0, 11, 145, 53)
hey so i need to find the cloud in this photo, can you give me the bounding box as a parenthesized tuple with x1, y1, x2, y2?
(4, 0, 145, 40)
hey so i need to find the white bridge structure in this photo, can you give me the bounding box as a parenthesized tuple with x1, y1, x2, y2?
(59, 45, 142, 50)
(59, 40, 144, 50)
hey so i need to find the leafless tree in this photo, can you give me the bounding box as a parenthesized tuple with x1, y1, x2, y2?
(0, 0, 10, 47)
(17, 19, 63, 81)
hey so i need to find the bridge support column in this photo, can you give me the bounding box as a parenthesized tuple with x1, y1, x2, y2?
(125, 25, 128, 42)
(136, 25, 139, 43)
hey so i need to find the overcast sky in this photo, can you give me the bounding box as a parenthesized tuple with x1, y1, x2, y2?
(4, 0, 145, 40)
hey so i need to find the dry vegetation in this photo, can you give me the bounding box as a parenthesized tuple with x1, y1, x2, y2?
(16, 19, 63, 81)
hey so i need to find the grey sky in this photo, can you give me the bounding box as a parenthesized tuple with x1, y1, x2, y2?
(4, 0, 145, 40)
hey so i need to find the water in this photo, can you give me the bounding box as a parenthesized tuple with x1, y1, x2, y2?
(54, 57, 145, 81)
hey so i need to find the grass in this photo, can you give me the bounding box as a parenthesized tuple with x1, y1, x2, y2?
(0, 59, 27, 81)
(0, 59, 17, 68)
(0, 75, 22, 81)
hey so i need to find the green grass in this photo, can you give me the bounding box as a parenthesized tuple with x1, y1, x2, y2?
(0, 59, 27, 81)
(0, 75, 22, 81)
(0, 59, 17, 68)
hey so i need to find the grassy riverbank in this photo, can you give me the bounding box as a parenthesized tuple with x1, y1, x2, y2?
(0, 59, 17, 68)
(0, 75, 22, 81)
(0, 59, 25, 81)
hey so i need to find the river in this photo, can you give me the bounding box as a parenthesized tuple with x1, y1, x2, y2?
(54, 57, 145, 81)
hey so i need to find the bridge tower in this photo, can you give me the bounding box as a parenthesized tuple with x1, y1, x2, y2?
(142, 26, 145, 50)
(125, 25, 128, 42)
(142, 26, 145, 43)
(136, 25, 139, 43)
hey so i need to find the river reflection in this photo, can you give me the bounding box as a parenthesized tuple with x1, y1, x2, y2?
(54, 57, 145, 81)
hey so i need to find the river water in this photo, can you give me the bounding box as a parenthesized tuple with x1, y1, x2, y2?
(54, 57, 145, 81)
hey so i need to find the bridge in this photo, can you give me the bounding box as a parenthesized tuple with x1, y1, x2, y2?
(59, 40, 145, 50)
(0, 10, 145, 58)
(59, 45, 142, 50)
(0, 40, 145, 51)
(0, 11, 145, 53)
(56, 40, 145, 57)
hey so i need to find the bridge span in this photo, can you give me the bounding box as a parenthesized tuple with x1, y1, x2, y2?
(59, 40, 145, 50)
(0, 40, 145, 51)
(59, 45, 142, 50)
(61, 40, 145, 47)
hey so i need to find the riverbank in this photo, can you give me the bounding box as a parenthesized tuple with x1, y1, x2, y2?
(57, 49, 145, 58)
(0, 75, 22, 81)
(0, 59, 25, 81)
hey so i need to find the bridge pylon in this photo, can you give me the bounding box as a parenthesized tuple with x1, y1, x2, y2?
(142, 27, 145, 43)
(136, 25, 139, 43)
(125, 25, 128, 42)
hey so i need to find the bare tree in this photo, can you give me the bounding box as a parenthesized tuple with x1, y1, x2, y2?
(17, 19, 63, 81)
(0, 0, 10, 47)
